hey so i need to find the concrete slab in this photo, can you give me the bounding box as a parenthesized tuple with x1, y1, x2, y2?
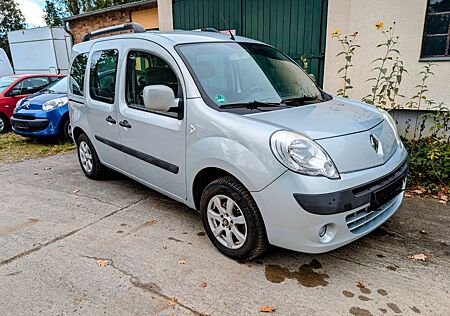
(0, 152, 449, 315)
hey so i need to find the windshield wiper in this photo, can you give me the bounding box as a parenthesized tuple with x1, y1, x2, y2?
(220, 100, 285, 109)
(282, 96, 321, 104)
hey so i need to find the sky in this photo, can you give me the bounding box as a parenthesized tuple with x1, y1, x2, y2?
(18, 0, 46, 27)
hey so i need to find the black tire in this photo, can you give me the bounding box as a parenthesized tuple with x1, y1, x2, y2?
(76, 133, 108, 179)
(0, 114, 10, 134)
(200, 176, 269, 260)
(62, 118, 71, 142)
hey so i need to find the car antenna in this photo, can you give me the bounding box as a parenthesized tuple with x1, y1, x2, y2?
(219, 12, 235, 40)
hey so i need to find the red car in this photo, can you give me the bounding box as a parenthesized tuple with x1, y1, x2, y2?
(0, 74, 63, 133)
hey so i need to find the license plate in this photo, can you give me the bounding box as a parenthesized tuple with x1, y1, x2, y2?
(14, 121, 28, 129)
(371, 177, 404, 210)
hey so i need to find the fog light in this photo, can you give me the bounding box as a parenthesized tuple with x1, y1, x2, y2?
(318, 225, 327, 237)
(317, 223, 336, 244)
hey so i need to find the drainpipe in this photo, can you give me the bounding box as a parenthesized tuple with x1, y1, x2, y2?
(157, 0, 173, 31)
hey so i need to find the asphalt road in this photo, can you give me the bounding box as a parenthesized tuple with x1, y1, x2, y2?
(0, 152, 449, 316)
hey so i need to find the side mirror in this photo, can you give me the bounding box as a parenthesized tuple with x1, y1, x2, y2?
(8, 88, 22, 96)
(143, 85, 178, 113)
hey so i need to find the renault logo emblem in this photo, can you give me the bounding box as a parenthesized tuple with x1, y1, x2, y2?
(370, 134, 383, 155)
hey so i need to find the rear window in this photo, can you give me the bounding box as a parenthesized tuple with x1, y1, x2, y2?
(69, 53, 88, 96)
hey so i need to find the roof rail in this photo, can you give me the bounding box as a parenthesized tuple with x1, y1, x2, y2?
(200, 28, 220, 33)
(81, 22, 145, 42)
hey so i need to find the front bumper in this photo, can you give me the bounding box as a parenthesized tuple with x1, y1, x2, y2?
(11, 106, 67, 137)
(252, 146, 408, 253)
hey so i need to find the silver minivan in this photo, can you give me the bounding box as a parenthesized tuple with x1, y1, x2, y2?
(68, 24, 408, 260)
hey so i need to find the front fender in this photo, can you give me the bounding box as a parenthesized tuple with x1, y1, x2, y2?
(186, 136, 286, 205)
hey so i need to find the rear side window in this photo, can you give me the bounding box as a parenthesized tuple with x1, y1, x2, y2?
(70, 53, 88, 96)
(89, 50, 118, 104)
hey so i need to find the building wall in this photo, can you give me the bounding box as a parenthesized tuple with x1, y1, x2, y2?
(131, 7, 159, 29)
(323, 0, 450, 110)
(68, 7, 158, 44)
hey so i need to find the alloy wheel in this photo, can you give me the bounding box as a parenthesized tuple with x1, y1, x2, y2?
(0, 118, 4, 133)
(206, 195, 247, 249)
(79, 141, 93, 173)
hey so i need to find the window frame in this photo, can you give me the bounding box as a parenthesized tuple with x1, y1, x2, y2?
(69, 52, 89, 96)
(89, 49, 119, 104)
(124, 49, 184, 120)
(420, 0, 450, 61)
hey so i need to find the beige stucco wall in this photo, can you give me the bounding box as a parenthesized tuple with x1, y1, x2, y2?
(324, 0, 450, 110)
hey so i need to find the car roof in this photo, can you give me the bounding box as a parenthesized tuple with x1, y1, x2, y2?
(73, 30, 263, 52)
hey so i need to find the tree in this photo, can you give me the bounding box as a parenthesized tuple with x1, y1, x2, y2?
(0, 0, 25, 59)
(60, 0, 141, 16)
(44, 0, 65, 27)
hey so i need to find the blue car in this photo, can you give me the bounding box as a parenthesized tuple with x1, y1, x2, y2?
(11, 77, 71, 140)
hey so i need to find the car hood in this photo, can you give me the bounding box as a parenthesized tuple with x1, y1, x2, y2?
(246, 96, 398, 173)
(246, 96, 383, 140)
(16, 92, 67, 111)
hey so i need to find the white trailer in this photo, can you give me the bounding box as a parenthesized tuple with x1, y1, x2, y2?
(7, 27, 73, 75)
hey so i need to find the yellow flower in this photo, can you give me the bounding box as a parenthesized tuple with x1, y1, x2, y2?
(331, 28, 341, 37)
(375, 21, 384, 30)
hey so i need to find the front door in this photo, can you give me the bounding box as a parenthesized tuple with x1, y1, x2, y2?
(85, 40, 125, 171)
(117, 39, 186, 200)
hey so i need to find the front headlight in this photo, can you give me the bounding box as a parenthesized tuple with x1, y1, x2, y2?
(378, 108, 403, 147)
(270, 130, 340, 179)
(42, 97, 68, 111)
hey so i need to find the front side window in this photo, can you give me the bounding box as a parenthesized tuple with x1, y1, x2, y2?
(177, 43, 323, 110)
(422, 0, 450, 58)
(89, 50, 118, 104)
(126, 50, 179, 117)
(70, 53, 88, 96)
(14, 77, 50, 95)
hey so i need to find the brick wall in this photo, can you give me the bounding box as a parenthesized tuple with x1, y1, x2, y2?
(67, 5, 157, 44)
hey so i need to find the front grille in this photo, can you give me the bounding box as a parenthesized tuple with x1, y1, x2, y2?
(13, 113, 36, 120)
(345, 193, 401, 234)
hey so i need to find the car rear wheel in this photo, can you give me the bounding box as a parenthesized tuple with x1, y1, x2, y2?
(76, 133, 108, 179)
(0, 115, 10, 134)
(200, 176, 269, 260)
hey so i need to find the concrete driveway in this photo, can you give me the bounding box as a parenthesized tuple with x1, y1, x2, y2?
(0, 152, 449, 316)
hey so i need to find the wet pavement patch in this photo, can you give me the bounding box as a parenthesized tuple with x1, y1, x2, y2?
(358, 295, 371, 301)
(411, 306, 421, 313)
(387, 303, 402, 314)
(196, 232, 206, 236)
(377, 289, 388, 296)
(349, 306, 373, 316)
(168, 237, 183, 243)
(264, 259, 329, 287)
(343, 290, 354, 298)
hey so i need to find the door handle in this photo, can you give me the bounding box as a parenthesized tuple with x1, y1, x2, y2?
(119, 120, 132, 128)
(106, 116, 116, 124)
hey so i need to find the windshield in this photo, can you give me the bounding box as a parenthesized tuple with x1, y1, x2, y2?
(44, 77, 67, 94)
(177, 43, 322, 107)
(0, 76, 18, 93)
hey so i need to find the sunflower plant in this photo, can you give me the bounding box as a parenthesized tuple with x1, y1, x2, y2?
(331, 28, 360, 98)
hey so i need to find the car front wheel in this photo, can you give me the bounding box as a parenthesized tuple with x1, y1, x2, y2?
(200, 176, 269, 260)
(0, 115, 10, 134)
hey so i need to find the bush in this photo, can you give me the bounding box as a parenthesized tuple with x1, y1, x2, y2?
(402, 137, 450, 193)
